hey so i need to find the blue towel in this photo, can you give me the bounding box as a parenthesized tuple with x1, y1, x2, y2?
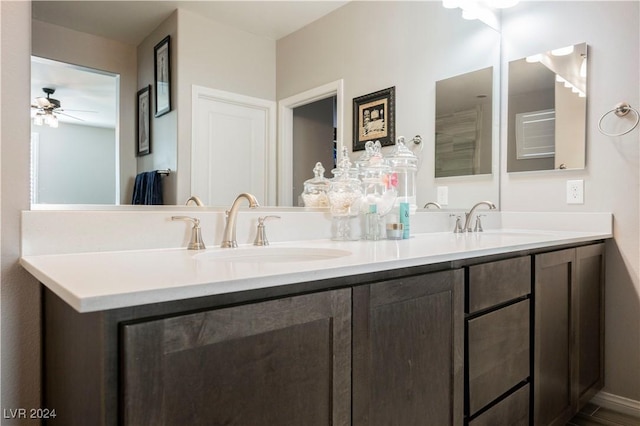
(132, 171, 164, 205)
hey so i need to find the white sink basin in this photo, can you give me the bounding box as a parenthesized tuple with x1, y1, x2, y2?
(194, 247, 352, 263)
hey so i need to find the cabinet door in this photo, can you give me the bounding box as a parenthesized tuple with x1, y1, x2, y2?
(576, 243, 605, 406)
(353, 269, 464, 426)
(534, 248, 577, 426)
(121, 289, 351, 426)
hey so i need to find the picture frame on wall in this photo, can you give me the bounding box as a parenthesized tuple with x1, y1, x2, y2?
(353, 86, 395, 151)
(136, 85, 151, 156)
(154, 35, 171, 117)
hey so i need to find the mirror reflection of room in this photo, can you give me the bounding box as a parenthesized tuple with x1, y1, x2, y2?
(507, 42, 587, 173)
(31, 1, 500, 208)
(435, 67, 493, 178)
(30, 57, 118, 204)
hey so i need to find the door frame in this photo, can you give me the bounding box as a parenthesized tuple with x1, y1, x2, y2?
(278, 80, 344, 206)
(191, 85, 277, 205)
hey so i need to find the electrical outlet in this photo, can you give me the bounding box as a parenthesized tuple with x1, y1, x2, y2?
(437, 186, 449, 205)
(566, 180, 584, 204)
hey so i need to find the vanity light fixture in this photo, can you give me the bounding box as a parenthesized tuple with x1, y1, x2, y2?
(580, 55, 587, 78)
(443, 0, 520, 23)
(551, 45, 575, 56)
(525, 54, 542, 63)
(458, 0, 500, 26)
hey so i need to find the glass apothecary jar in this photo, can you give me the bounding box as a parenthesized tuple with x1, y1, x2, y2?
(328, 148, 362, 240)
(386, 136, 418, 214)
(300, 162, 330, 208)
(360, 148, 397, 240)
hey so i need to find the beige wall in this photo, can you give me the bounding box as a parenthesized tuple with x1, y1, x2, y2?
(175, 8, 276, 203)
(136, 11, 178, 204)
(501, 1, 640, 400)
(32, 19, 137, 205)
(1, 1, 41, 417)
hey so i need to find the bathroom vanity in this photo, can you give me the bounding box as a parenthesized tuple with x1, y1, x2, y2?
(21, 221, 608, 426)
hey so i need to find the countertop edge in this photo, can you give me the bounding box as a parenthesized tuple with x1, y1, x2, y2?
(22, 231, 611, 313)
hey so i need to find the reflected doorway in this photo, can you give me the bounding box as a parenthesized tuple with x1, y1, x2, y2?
(292, 96, 337, 206)
(30, 56, 119, 205)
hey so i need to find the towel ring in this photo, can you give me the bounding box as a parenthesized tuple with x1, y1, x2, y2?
(598, 102, 639, 137)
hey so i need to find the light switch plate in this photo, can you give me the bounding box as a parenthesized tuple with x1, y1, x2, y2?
(437, 186, 448, 205)
(567, 180, 584, 204)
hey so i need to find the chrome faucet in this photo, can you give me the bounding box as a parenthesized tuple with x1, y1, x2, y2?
(185, 195, 204, 207)
(463, 201, 496, 232)
(221, 193, 260, 248)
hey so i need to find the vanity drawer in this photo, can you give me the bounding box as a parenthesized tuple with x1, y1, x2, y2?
(469, 384, 530, 426)
(467, 256, 531, 313)
(468, 299, 530, 415)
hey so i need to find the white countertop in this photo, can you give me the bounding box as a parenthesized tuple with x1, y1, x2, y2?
(20, 228, 611, 313)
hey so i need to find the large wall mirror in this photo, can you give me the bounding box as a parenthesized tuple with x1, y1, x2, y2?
(507, 42, 587, 172)
(31, 1, 501, 209)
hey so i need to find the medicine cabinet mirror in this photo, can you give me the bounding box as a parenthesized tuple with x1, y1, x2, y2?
(507, 42, 587, 173)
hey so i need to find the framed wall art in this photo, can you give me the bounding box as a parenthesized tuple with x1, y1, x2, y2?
(136, 85, 151, 156)
(154, 35, 171, 117)
(353, 86, 395, 151)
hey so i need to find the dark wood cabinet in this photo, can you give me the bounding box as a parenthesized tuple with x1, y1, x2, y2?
(42, 242, 605, 426)
(533, 243, 605, 426)
(352, 269, 464, 426)
(576, 244, 605, 407)
(465, 256, 531, 423)
(121, 289, 351, 426)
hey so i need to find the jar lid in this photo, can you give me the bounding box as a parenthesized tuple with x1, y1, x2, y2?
(386, 223, 404, 230)
(386, 136, 418, 170)
(303, 162, 330, 188)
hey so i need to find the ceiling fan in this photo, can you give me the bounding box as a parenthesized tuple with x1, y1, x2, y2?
(31, 87, 94, 128)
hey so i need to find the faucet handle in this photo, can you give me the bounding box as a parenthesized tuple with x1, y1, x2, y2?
(450, 214, 463, 233)
(171, 216, 206, 250)
(474, 214, 486, 232)
(254, 216, 281, 246)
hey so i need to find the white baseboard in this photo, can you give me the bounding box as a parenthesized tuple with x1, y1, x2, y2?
(591, 391, 640, 418)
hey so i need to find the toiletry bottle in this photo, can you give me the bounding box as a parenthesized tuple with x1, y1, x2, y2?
(400, 202, 410, 239)
(364, 204, 379, 240)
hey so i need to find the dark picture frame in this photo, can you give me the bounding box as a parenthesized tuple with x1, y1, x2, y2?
(136, 85, 151, 156)
(353, 86, 395, 151)
(154, 35, 171, 117)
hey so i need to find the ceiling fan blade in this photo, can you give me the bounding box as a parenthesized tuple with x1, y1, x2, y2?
(57, 112, 85, 121)
(59, 108, 99, 113)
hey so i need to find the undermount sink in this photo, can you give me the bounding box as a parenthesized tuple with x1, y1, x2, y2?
(194, 247, 352, 263)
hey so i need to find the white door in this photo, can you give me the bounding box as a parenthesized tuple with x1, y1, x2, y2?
(192, 86, 276, 206)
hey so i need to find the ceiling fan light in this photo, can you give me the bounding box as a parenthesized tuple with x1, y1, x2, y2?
(33, 114, 44, 126)
(45, 113, 58, 128)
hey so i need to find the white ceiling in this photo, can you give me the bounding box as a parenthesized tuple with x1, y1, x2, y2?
(31, 0, 349, 128)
